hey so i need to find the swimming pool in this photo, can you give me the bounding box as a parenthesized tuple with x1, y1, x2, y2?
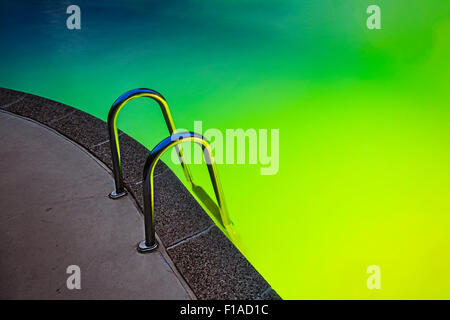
(1, 1, 449, 299)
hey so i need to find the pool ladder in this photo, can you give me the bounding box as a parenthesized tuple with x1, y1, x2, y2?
(107, 88, 231, 253)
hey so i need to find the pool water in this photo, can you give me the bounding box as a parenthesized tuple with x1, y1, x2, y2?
(1, 1, 449, 299)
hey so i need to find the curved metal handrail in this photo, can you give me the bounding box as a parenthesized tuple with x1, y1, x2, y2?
(138, 132, 232, 253)
(107, 88, 193, 199)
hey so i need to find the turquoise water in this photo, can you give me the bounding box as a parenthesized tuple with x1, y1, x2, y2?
(1, 1, 450, 299)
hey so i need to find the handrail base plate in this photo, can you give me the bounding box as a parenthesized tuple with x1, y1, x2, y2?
(109, 190, 127, 199)
(137, 240, 158, 253)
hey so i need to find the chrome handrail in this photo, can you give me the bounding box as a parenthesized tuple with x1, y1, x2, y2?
(138, 132, 231, 253)
(107, 88, 194, 199)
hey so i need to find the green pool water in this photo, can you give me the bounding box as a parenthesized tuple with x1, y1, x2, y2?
(1, 1, 449, 299)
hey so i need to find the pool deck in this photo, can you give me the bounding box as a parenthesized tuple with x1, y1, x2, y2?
(0, 111, 194, 299)
(0, 88, 280, 300)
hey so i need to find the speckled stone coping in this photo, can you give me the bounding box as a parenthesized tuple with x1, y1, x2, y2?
(0, 87, 281, 300)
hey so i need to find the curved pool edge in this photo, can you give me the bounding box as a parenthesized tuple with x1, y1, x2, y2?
(0, 87, 281, 300)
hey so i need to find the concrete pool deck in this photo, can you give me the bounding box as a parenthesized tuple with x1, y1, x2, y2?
(0, 87, 280, 300)
(0, 111, 193, 299)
